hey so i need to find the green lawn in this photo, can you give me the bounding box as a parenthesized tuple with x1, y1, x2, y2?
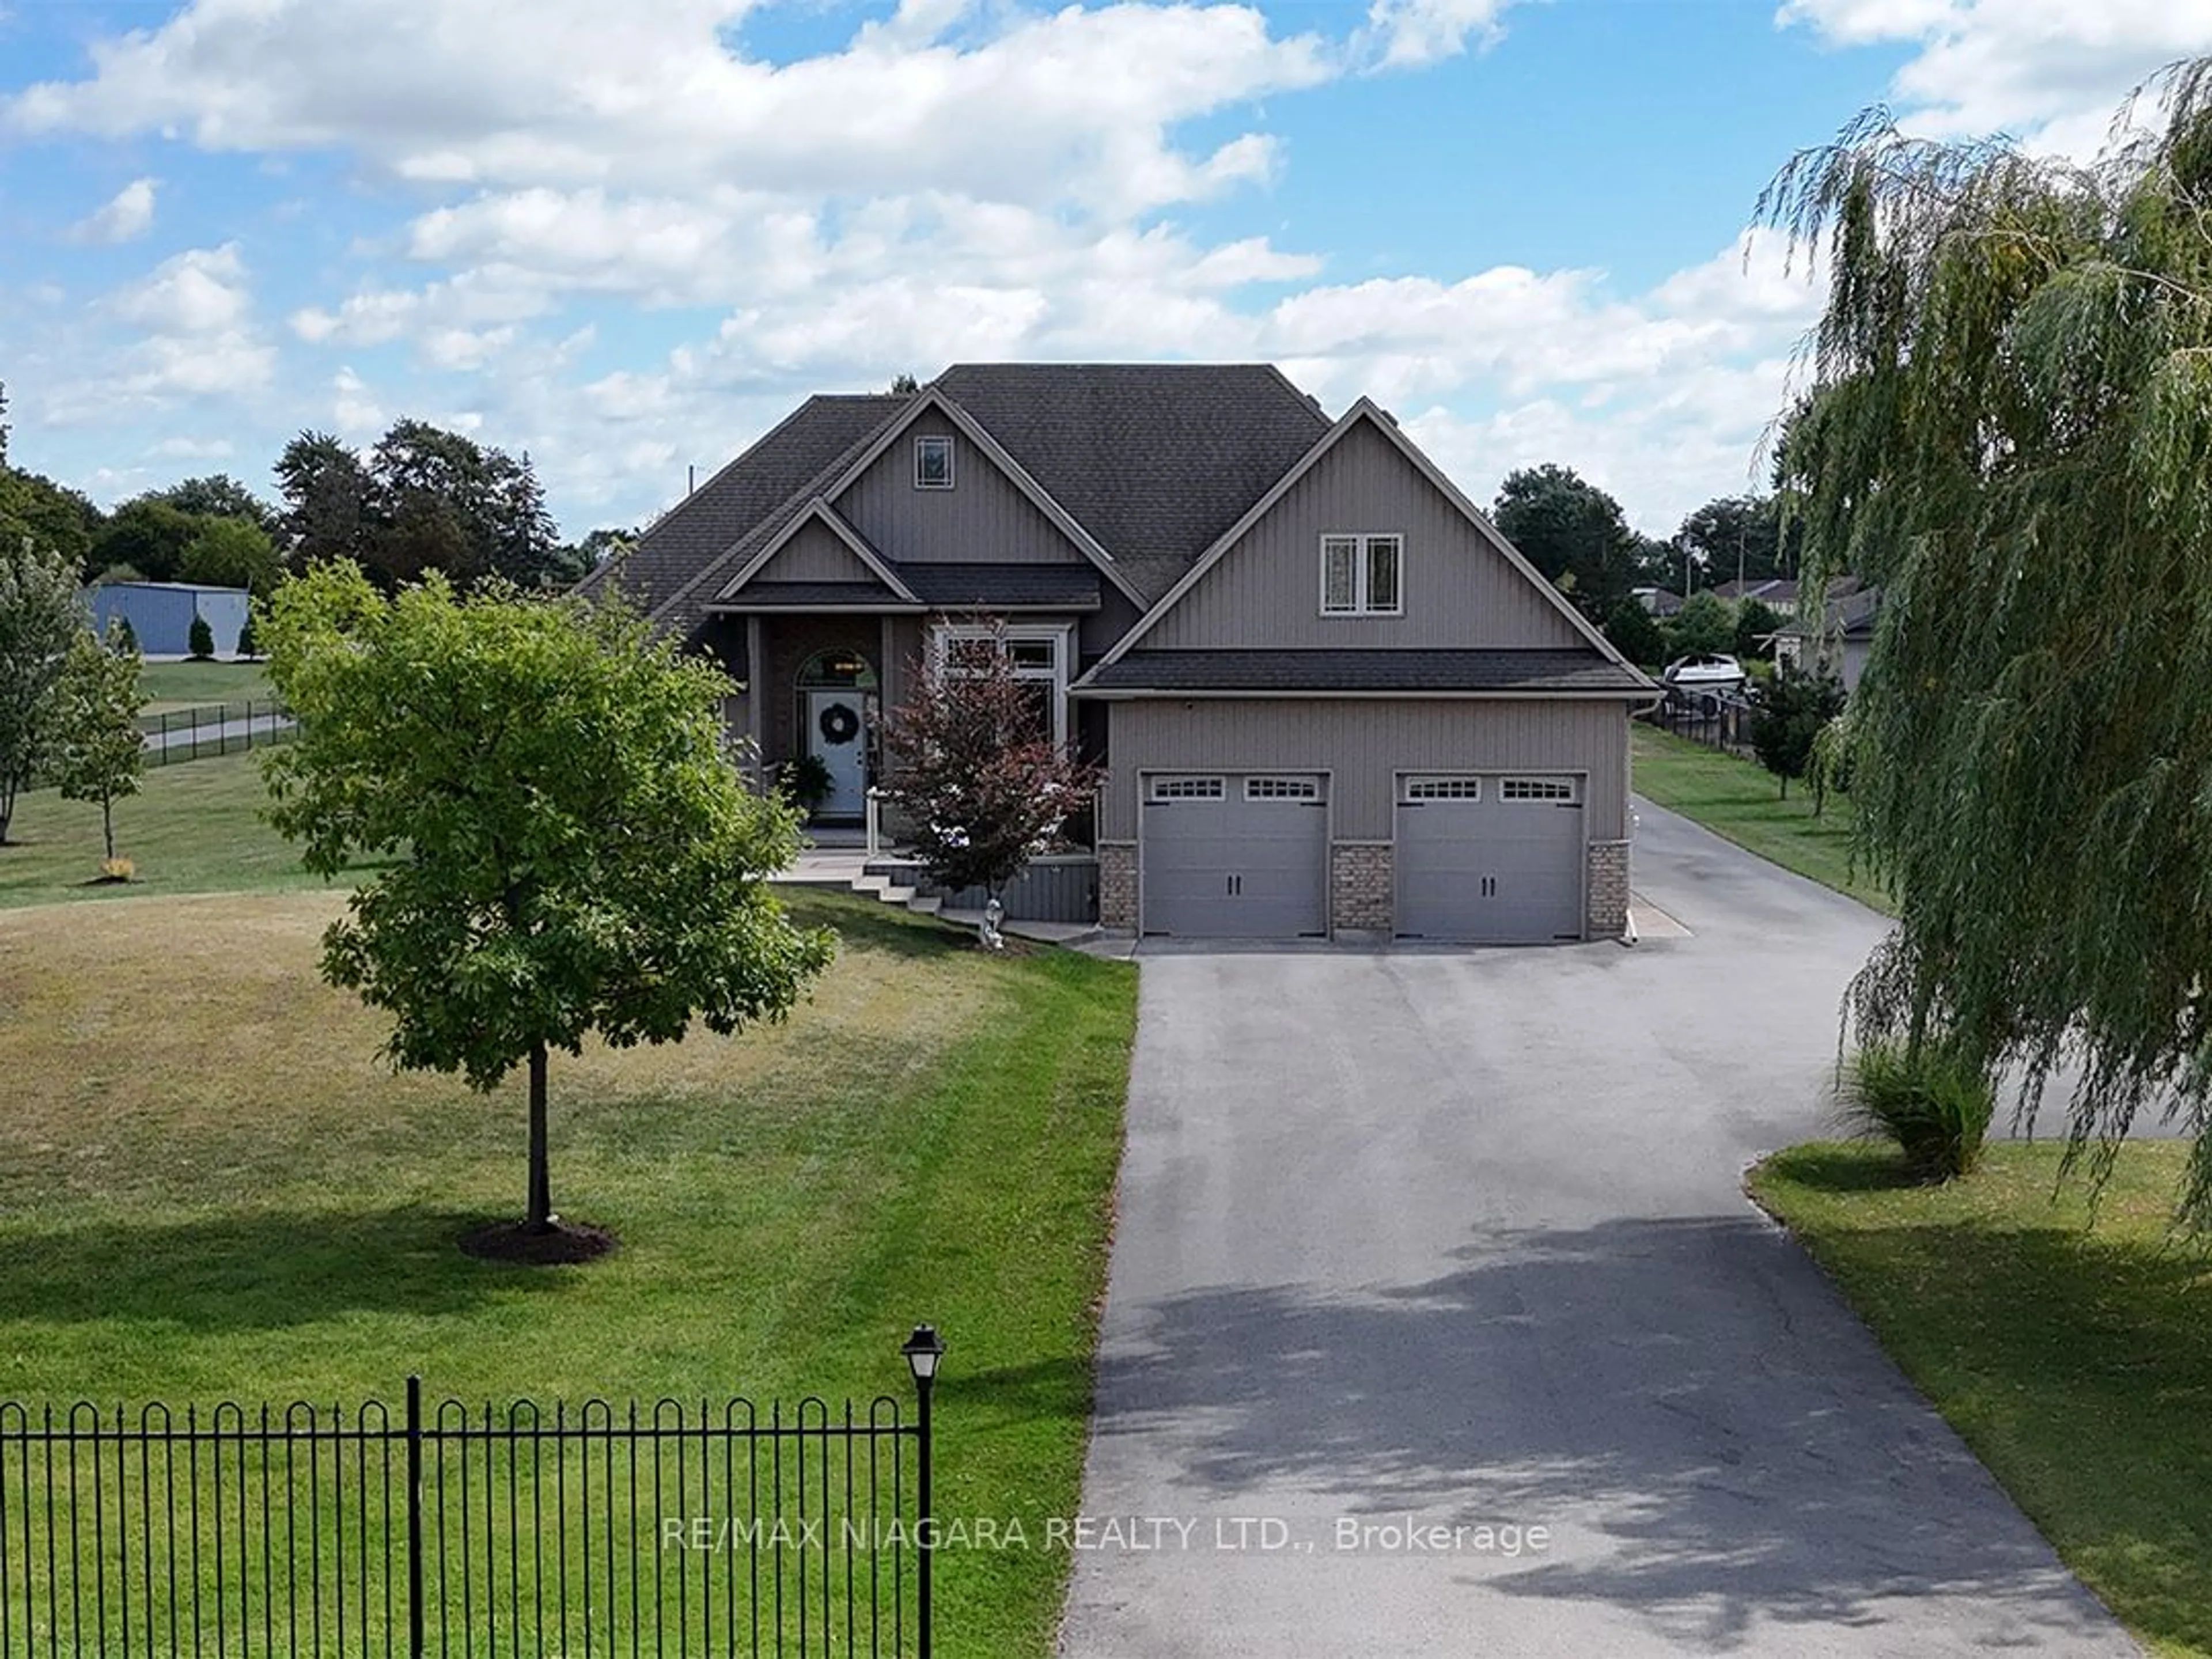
(0, 884, 1137, 1654)
(138, 657, 274, 713)
(1633, 722, 1895, 914)
(0, 747, 335, 906)
(1751, 1142, 2212, 1657)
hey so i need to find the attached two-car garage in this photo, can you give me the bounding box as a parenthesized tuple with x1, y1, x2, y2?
(1138, 769, 1586, 944)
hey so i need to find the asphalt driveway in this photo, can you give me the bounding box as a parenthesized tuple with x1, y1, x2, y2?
(1057, 800, 2135, 1657)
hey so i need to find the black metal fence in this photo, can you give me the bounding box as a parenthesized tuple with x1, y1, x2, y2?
(0, 1376, 930, 1657)
(1643, 690, 1756, 756)
(138, 700, 297, 767)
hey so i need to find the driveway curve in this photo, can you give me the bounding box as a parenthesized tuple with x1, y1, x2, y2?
(1058, 800, 2134, 1657)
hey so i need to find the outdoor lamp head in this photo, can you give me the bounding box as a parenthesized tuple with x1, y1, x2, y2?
(902, 1324, 946, 1382)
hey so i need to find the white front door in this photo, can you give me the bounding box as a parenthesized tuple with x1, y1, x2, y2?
(806, 690, 868, 818)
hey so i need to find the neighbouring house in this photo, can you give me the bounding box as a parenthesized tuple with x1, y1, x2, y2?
(1710, 576, 1801, 616)
(85, 581, 251, 658)
(578, 364, 1658, 942)
(1773, 582, 1880, 692)
(1633, 586, 1683, 618)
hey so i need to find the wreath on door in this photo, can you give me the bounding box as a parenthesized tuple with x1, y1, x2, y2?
(817, 702, 862, 746)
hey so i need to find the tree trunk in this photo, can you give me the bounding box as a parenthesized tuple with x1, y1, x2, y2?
(527, 1040, 554, 1232)
(101, 798, 116, 862)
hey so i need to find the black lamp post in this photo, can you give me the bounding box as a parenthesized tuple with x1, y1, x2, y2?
(902, 1324, 945, 1658)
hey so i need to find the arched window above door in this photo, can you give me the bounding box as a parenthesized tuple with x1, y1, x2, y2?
(796, 649, 878, 691)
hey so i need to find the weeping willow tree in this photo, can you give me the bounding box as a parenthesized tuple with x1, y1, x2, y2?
(1760, 62, 2212, 1225)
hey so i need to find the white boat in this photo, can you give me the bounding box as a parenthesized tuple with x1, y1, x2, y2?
(1662, 653, 1747, 688)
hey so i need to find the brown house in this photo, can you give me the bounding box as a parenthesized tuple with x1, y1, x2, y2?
(578, 363, 1656, 942)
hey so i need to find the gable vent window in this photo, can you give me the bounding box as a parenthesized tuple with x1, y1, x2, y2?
(1245, 777, 1320, 801)
(1500, 778, 1578, 802)
(1153, 777, 1226, 801)
(1406, 777, 1481, 801)
(1321, 533, 1403, 616)
(914, 435, 955, 490)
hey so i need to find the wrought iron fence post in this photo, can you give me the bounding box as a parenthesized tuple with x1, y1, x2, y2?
(900, 1325, 944, 1659)
(916, 1377, 932, 1659)
(406, 1374, 425, 1659)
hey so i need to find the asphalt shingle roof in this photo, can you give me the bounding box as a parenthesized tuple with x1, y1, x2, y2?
(931, 364, 1331, 603)
(575, 393, 906, 641)
(1076, 649, 1651, 695)
(720, 581, 910, 609)
(892, 562, 1101, 609)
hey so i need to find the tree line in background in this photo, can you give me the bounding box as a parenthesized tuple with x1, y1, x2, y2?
(0, 381, 632, 600)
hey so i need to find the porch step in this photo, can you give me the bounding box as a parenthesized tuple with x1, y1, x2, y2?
(906, 895, 943, 916)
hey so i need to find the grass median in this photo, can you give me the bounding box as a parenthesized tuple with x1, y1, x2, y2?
(1632, 722, 1894, 914)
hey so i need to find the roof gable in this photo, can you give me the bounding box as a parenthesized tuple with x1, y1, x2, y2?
(816, 387, 1147, 607)
(718, 499, 918, 603)
(933, 363, 1330, 601)
(1080, 401, 1650, 685)
(574, 393, 905, 639)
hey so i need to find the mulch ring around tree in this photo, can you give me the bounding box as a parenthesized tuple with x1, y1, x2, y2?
(459, 1218, 619, 1266)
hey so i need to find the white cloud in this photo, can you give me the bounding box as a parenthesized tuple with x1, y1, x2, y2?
(1777, 0, 2212, 150)
(1363, 0, 1519, 69)
(5, 0, 1334, 214)
(107, 243, 275, 397)
(66, 176, 157, 244)
(113, 243, 251, 334)
(331, 366, 384, 436)
(149, 434, 236, 459)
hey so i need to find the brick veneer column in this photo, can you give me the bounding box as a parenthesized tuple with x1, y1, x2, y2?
(1098, 842, 1138, 929)
(1330, 842, 1393, 936)
(1586, 839, 1630, 939)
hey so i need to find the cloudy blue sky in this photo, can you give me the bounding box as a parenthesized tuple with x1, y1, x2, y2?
(2, 0, 2206, 541)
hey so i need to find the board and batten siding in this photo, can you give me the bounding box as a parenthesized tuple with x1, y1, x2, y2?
(1100, 699, 1629, 843)
(836, 416, 1093, 567)
(752, 519, 879, 584)
(1143, 420, 1586, 652)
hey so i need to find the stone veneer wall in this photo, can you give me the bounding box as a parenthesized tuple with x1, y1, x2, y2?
(1586, 839, 1630, 940)
(1330, 843, 1393, 935)
(1098, 842, 1138, 929)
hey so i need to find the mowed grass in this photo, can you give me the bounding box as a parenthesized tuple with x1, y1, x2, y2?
(1633, 722, 1895, 914)
(0, 886, 1137, 1654)
(1751, 1142, 2212, 1657)
(0, 748, 338, 907)
(138, 658, 274, 713)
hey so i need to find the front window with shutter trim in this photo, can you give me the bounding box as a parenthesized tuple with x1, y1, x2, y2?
(1321, 533, 1403, 616)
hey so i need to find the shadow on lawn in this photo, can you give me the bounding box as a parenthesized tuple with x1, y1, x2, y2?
(1093, 1213, 2188, 1652)
(0, 1205, 577, 1332)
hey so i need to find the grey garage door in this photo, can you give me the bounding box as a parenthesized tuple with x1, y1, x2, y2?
(1142, 774, 1328, 938)
(1395, 775, 1584, 944)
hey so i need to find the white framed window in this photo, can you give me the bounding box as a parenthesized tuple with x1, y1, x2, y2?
(1245, 777, 1320, 801)
(1499, 777, 1578, 802)
(932, 623, 1071, 749)
(1405, 777, 1481, 801)
(1152, 777, 1225, 801)
(914, 435, 955, 490)
(1320, 533, 1403, 616)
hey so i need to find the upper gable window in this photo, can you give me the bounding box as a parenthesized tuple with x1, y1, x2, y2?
(914, 435, 955, 490)
(1321, 534, 1403, 616)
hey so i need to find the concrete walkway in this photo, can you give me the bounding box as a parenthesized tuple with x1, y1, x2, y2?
(1057, 801, 2135, 1657)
